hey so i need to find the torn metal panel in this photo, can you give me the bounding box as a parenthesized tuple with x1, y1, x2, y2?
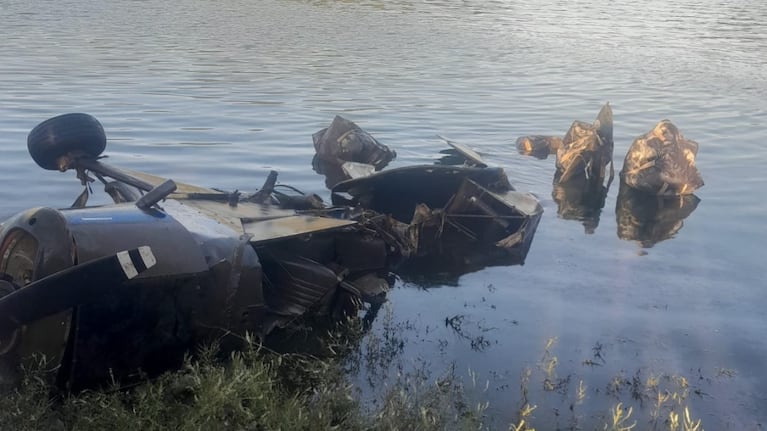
(258, 251, 341, 317)
(342, 161, 376, 180)
(331, 165, 513, 223)
(313, 116, 396, 170)
(417, 179, 542, 254)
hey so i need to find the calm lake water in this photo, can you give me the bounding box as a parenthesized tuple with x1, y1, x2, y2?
(1, 0, 765, 428)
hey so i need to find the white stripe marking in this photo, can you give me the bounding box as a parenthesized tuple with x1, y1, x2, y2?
(80, 217, 113, 222)
(117, 250, 139, 279)
(138, 246, 156, 270)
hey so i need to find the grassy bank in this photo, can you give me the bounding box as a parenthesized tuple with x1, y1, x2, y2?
(0, 326, 709, 431)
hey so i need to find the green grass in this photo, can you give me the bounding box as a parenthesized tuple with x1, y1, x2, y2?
(0, 329, 710, 431)
(0, 332, 486, 431)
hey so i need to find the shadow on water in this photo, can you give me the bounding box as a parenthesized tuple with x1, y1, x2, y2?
(615, 181, 701, 248)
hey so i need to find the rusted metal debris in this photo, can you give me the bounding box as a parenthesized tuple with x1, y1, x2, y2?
(516, 135, 563, 160)
(515, 104, 704, 238)
(620, 120, 703, 196)
(515, 103, 613, 185)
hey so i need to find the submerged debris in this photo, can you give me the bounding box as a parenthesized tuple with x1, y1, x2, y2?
(555, 103, 613, 184)
(514, 105, 705, 241)
(515, 135, 563, 159)
(620, 120, 703, 196)
(515, 103, 613, 184)
(516, 104, 614, 233)
(312, 115, 396, 170)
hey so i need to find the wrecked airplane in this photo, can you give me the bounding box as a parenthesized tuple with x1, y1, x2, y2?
(0, 113, 543, 390)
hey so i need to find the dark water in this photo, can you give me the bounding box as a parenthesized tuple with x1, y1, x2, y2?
(1, 0, 765, 428)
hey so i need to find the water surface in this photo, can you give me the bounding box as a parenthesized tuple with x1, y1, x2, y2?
(1, 0, 765, 428)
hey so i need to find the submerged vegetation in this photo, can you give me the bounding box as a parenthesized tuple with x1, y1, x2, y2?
(0, 319, 711, 431)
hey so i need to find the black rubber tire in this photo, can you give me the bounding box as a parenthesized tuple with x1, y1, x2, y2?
(27, 113, 107, 171)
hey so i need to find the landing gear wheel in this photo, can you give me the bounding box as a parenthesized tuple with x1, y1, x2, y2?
(27, 113, 106, 171)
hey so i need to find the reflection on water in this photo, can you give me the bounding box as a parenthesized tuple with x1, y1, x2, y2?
(551, 175, 610, 234)
(396, 243, 530, 287)
(615, 181, 701, 248)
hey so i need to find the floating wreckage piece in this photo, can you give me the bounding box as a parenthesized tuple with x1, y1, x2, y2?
(555, 103, 614, 183)
(312, 115, 395, 188)
(312, 115, 396, 170)
(620, 120, 703, 196)
(551, 175, 609, 234)
(549, 104, 614, 234)
(515, 104, 614, 232)
(515, 135, 563, 160)
(514, 103, 612, 172)
(615, 181, 700, 248)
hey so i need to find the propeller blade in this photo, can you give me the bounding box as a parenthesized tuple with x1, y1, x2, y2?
(0, 246, 156, 330)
